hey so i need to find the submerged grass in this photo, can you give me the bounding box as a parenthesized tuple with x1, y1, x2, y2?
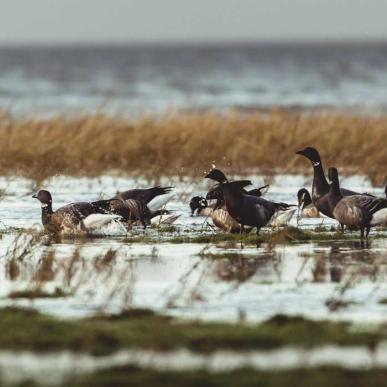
(0, 110, 386, 184)
(9, 287, 68, 299)
(127, 227, 386, 245)
(0, 307, 385, 355)
(64, 366, 387, 387)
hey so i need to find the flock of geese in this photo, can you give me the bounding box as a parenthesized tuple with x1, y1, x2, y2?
(32, 146, 387, 241)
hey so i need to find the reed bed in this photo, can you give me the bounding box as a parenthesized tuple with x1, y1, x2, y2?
(0, 110, 385, 185)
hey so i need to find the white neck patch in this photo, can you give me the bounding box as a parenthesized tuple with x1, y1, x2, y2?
(312, 161, 321, 167)
(41, 203, 49, 208)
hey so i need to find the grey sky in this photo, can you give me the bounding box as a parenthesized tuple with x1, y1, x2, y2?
(0, 0, 386, 45)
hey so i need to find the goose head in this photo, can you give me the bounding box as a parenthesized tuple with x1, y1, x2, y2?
(297, 188, 308, 207)
(296, 147, 321, 167)
(32, 190, 52, 208)
(327, 167, 340, 187)
(205, 168, 228, 184)
(189, 196, 208, 215)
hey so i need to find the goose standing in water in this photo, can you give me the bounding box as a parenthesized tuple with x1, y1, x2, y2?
(297, 188, 320, 218)
(91, 197, 151, 229)
(295, 147, 373, 218)
(205, 169, 294, 235)
(112, 185, 175, 226)
(327, 167, 387, 239)
(205, 180, 269, 233)
(32, 190, 120, 234)
(206, 186, 245, 233)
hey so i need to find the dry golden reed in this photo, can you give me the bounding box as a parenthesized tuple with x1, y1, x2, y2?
(0, 110, 385, 185)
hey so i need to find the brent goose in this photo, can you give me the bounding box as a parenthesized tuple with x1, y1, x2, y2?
(205, 181, 270, 232)
(32, 190, 119, 234)
(297, 188, 320, 218)
(205, 186, 243, 232)
(327, 167, 387, 239)
(295, 147, 373, 218)
(189, 196, 212, 217)
(92, 198, 151, 228)
(205, 169, 293, 235)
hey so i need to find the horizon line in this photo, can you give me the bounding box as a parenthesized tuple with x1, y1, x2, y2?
(1, 38, 387, 49)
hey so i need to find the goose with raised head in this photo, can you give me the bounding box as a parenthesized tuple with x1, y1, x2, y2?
(205, 169, 294, 235)
(327, 167, 387, 239)
(297, 188, 320, 218)
(295, 147, 373, 218)
(32, 190, 120, 234)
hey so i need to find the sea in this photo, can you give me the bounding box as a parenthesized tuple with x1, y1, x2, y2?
(1, 43, 387, 116)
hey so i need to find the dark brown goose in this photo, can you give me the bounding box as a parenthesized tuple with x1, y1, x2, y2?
(297, 188, 320, 218)
(327, 167, 387, 239)
(91, 198, 151, 228)
(205, 169, 293, 235)
(32, 190, 119, 234)
(205, 181, 269, 233)
(295, 147, 373, 218)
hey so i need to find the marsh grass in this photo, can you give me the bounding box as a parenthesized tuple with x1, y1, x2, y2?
(127, 226, 385, 245)
(0, 307, 383, 355)
(63, 366, 387, 387)
(0, 110, 386, 184)
(9, 287, 68, 299)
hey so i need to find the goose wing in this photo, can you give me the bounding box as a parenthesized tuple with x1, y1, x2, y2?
(344, 195, 387, 216)
(91, 198, 130, 220)
(242, 195, 276, 226)
(53, 202, 98, 230)
(246, 184, 269, 197)
(340, 187, 375, 198)
(115, 186, 173, 203)
(55, 202, 97, 220)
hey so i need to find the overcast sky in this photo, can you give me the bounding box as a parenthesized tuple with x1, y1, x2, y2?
(0, 0, 386, 45)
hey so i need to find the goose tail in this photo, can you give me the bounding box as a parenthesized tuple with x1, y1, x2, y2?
(147, 192, 175, 212)
(83, 214, 121, 230)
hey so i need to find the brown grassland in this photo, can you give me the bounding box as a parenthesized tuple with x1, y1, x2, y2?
(0, 109, 385, 185)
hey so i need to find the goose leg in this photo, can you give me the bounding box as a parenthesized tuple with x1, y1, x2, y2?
(360, 227, 364, 240)
(239, 224, 245, 249)
(256, 227, 261, 248)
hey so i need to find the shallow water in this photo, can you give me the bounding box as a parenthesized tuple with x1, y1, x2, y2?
(0, 175, 386, 323)
(2, 344, 387, 385)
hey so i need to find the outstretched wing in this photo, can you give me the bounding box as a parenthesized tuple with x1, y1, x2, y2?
(115, 186, 173, 203)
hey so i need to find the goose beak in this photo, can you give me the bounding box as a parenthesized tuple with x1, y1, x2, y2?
(295, 149, 305, 156)
(32, 194, 37, 199)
